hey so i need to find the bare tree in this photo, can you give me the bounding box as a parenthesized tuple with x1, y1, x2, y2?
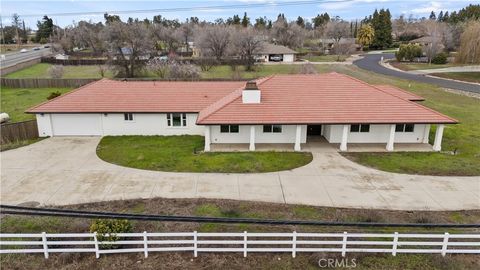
(299, 63, 317, 74)
(271, 19, 305, 49)
(146, 57, 169, 78)
(195, 25, 231, 60)
(456, 20, 480, 64)
(325, 20, 351, 60)
(421, 20, 444, 63)
(102, 21, 154, 77)
(151, 24, 182, 53)
(232, 28, 264, 71)
(168, 61, 200, 80)
(73, 21, 103, 53)
(48, 65, 64, 79)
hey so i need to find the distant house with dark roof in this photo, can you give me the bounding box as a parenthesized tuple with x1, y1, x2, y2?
(255, 43, 298, 62)
(28, 73, 455, 152)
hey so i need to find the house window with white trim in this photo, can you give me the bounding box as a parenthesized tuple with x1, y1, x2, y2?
(124, 113, 134, 121)
(396, 124, 414, 132)
(220, 125, 239, 133)
(350, 124, 370, 133)
(263, 125, 282, 133)
(167, 113, 187, 127)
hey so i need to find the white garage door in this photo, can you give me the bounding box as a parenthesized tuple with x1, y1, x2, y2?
(51, 114, 103, 136)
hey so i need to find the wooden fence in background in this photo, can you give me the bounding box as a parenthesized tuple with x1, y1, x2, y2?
(1, 78, 97, 88)
(0, 120, 39, 144)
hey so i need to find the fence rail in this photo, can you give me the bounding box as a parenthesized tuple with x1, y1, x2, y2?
(0, 120, 38, 144)
(1, 78, 97, 88)
(1, 231, 479, 258)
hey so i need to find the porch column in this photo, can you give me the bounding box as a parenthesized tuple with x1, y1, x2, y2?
(294, 125, 302, 151)
(249, 125, 256, 151)
(204, 126, 211, 152)
(386, 124, 396, 151)
(433, 124, 445, 151)
(422, 124, 431, 144)
(340, 125, 349, 151)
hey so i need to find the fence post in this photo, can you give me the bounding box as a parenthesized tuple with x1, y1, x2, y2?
(292, 231, 297, 258)
(441, 232, 449, 256)
(41, 232, 49, 259)
(341, 232, 348, 257)
(93, 232, 100, 259)
(392, 232, 399, 256)
(243, 231, 248, 258)
(143, 231, 148, 258)
(193, 231, 198, 258)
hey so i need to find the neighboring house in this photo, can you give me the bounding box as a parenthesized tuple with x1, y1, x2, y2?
(27, 73, 456, 152)
(54, 54, 69, 60)
(318, 38, 360, 54)
(255, 43, 298, 62)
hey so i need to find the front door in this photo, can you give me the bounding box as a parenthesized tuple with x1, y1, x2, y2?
(307, 125, 322, 136)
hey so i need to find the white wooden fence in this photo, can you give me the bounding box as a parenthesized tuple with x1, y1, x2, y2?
(1, 231, 479, 258)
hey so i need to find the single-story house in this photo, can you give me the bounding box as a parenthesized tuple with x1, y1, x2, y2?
(27, 73, 456, 152)
(255, 43, 298, 62)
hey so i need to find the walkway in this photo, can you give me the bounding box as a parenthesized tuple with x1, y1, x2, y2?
(1, 137, 479, 210)
(353, 53, 480, 94)
(408, 65, 480, 75)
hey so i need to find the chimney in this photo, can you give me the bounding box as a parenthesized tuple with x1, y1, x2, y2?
(242, 81, 261, 104)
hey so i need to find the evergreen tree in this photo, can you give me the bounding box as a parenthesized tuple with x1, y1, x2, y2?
(312, 13, 330, 28)
(437, 11, 444, 22)
(370, 9, 392, 49)
(35, 15, 54, 43)
(296, 16, 305, 28)
(429, 11, 436, 20)
(241, 12, 250, 27)
(353, 21, 358, 38)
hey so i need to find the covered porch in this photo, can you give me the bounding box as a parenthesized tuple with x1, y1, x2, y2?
(204, 123, 445, 153)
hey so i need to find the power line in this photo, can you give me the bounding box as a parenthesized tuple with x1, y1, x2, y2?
(2, 204, 479, 228)
(18, 0, 354, 18)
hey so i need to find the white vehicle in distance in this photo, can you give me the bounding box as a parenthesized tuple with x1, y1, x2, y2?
(20, 49, 28, 53)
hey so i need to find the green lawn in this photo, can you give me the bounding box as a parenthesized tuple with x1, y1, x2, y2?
(1, 87, 72, 122)
(430, 72, 480, 84)
(97, 135, 312, 173)
(201, 64, 336, 79)
(300, 54, 349, 62)
(5, 63, 115, 79)
(391, 61, 468, 71)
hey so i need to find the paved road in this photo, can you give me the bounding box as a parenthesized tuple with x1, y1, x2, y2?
(353, 53, 480, 94)
(1, 137, 479, 210)
(0, 47, 52, 68)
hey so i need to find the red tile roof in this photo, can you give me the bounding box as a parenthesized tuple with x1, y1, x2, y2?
(197, 73, 457, 124)
(28, 74, 457, 125)
(374, 85, 424, 101)
(27, 79, 246, 113)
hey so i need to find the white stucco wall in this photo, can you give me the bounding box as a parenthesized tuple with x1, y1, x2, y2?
(323, 124, 428, 144)
(37, 113, 204, 136)
(210, 125, 307, 144)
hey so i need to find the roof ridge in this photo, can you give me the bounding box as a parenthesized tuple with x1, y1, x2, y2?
(197, 76, 274, 123)
(336, 73, 458, 123)
(25, 79, 106, 113)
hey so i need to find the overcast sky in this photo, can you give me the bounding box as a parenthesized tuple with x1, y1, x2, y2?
(1, 0, 476, 28)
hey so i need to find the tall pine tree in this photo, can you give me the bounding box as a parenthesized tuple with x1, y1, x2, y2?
(369, 9, 392, 49)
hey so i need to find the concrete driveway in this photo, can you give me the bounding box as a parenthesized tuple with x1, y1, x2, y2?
(1, 137, 479, 210)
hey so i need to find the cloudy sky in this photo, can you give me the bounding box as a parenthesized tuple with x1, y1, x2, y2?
(1, 0, 476, 28)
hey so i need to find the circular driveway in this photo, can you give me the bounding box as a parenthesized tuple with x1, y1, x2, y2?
(354, 53, 480, 94)
(1, 137, 479, 210)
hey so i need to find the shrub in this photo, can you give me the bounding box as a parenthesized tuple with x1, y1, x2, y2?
(431, 52, 448, 64)
(90, 219, 133, 249)
(47, 91, 61, 100)
(395, 44, 422, 62)
(299, 63, 318, 74)
(48, 65, 64, 79)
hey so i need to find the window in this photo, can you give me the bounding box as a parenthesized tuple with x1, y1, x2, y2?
(350, 124, 370, 133)
(396, 124, 414, 132)
(124, 113, 134, 121)
(167, 113, 187, 127)
(220, 125, 239, 133)
(263, 125, 282, 133)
